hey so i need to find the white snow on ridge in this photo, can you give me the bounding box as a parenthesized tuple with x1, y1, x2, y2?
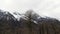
(10, 12, 21, 21)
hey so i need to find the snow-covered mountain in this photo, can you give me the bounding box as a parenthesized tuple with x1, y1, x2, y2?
(0, 9, 59, 24)
(0, 10, 24, 21)
(0, 10, 60, 34)
(0, 10, 16, 20)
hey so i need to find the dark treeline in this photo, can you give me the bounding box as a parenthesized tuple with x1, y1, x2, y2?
(0, 10, 60, 34)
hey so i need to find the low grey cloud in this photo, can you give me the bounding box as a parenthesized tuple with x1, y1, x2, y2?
(0, 0, 60, 20)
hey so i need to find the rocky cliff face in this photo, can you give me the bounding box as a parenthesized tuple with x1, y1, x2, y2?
(0, 10, 60, 34)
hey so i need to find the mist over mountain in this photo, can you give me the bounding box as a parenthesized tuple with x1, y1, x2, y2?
(0, 9, 60, 34)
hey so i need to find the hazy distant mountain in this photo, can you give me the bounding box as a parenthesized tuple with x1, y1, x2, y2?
(0, 10, 60, 34)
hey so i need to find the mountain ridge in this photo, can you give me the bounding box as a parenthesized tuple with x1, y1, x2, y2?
(0, 10, 60, 34)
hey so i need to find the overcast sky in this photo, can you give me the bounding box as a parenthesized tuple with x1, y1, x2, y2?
(0, 0, 60, 20)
